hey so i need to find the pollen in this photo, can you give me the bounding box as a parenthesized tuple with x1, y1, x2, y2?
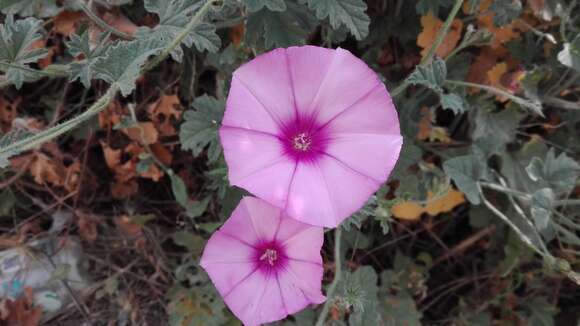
(293, 132, 312, 151)
(259, 248, 278, 266)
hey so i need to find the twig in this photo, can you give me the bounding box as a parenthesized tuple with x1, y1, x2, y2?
(77, 0, 135, 40)
(315, 228, 342, 326)
(0, 159, 32, 189)
(542, 96, 580, 110)
(432, 225, 496, 266)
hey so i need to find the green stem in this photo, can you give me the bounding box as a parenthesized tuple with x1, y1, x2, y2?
(0, 0, 216, 161)
(77, 0, 135, 40)
(144, 0, 216, 72)
(315, 228, 342, 326)
(445, 79, 544, 117)
(391, 0, 463, 98)
(0, 85, 117, 157)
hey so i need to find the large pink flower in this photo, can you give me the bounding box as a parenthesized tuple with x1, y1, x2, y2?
(200, 197, 325, 326)
(220, 46, 402, 227)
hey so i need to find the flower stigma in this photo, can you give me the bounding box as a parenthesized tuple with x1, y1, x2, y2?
(259, 248, 278, 266)
(293, 132, 312, 151)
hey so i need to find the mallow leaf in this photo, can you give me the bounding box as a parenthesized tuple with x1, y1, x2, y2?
(525, 148, 580, 192)
(0, 16, 48, 89)
(300, 0, 370, 40)
(137, 0, 220, 62)
(179, 95, 225, 162)
(93, 38, 165, 96)
(66, 30, 111, 88)
(490, 0, 523, 26)
(0, 0, 60, 17)
(407, 57, 447, 93)
(243, 0, 286, 12)
(443, 154, 489, 204)
(245, 3, 315, 48)
(530, 188, 554, 232)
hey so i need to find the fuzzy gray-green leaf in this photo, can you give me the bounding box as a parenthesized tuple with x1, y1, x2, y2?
(301, 0, 370, 40)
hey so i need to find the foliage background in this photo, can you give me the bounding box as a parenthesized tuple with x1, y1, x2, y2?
(1, 0, 580, 325)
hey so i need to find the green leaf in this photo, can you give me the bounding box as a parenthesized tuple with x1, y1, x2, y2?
(443, 154, 488, 204)
(169, 172, 210, 219)
(525, 148, 580, 193)
(243, 0, 286, 12)
(0, 129, 34, 168)
(530, 188, 554, 231)
(407, 57, 447, 93)
(0, 0, 60, 17)
(66, 30, 111, 88)
(301, 0, 370, 40)
(0, 16, 48, 89)
(138, 0, 220, 61)
(179, 95, 224, 162)
(171, 231, 204, 255)
(415, 0, 453, 16)
(557, 34, 580, 72)
(440, 93, 467, 114)
(336, 266, 379, 318)
(490, 0, 522, 26)
(93, 38, 164, 96)
(471, 104, 523, 155)
(245, 6, 310, 48)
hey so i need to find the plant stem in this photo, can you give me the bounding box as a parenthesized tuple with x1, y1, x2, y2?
(0, 0, 215, 161)
(391, 0, 464, 98)
(0, 85, 117, 158)
(420, 0, 464, 66)
(78, 0, 135, 40)
(445, 79, 544, 117)
(315, 227, 342, 326)
(144, 0, 216, 72)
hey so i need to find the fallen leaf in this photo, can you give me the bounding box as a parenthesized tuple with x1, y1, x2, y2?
(0, 96, 20, 132)
(102, 12, 138, 36)
(123, 122, 159, 145)
(417, 107, 432, 140)
(101, 142, 122, 169)
(29, 153, 65, 186)
(392, 189, 466, 220)
(77, 212, 98, 243)
(467, 47, 499, 90)
(64, 160, 82, 192)
(148, 94, 182, 137)
(150, 142, 173, 166)
(114, 215, 143, 238)
(111, 179, 139, 199)
(53, 11, 85, 36)
(417, 13, 464, 59)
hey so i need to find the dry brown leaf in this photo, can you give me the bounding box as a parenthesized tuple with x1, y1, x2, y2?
(467, 47, 499, 90)
(123, 122, 159, 145)
(101, 142, 122, 169)
(111, 179, 139, 199)
(53, 11, 85, 36)
(417, 13, 464, 59)
(102, 12, 138, 36)
(29, 153, 65, 186)
(148, 94, 182, 137)
(115, 215, 143, 238)
(417, 107, 432, 140)
(0, 96, 20, 132)
(64, 160, 82, 192)
(77, 212, 98, 243)
(99, 101, 126, 130)
(392, 201, 425, 221)
(0, 287, 42, 326)
(230, 23, 245, 47)
(150, 142, 173, 166)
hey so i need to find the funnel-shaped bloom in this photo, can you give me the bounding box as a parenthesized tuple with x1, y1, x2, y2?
(200, 197, 325, 326)
(220, 46, 402, 227)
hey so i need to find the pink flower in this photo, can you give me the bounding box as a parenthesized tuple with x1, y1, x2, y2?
(200, 197, 325, 326)
(220, 46, 402, 227)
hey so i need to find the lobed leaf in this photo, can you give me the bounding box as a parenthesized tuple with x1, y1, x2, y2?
(300, 0, 370, 40)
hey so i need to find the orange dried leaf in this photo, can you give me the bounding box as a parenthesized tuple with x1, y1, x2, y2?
(77, 212, 98, 243)
(424, 189, 466, 216)
(111, 179, 139, 199)
(417, 14, 464, 59)
(29, 153, 65, 186)
(54, 11, 85, 36)
(392, 201, 424, 221)
(101, 143, 122, 169)
(115, 215, 143, 238)
(102, 13, 138, 36)
(123, 122, 159, 145)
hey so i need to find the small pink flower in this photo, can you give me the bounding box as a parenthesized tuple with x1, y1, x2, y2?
(220, 46, 402, 227)
(200, 197, 325, 326)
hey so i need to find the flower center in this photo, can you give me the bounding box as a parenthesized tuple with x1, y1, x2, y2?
(293, 132, 312, 151)
(259, 248, 278, 266)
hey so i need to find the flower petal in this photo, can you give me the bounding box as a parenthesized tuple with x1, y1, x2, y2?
(324, 133, 403, 182)
(286, 156, 381, 227)
(319, 85, 400, 135)
(309, 48, 382, 126)
(286, 46, 336, 118)
(233, 48, 296, 126)
(277, 260, 326, 314)
(242, 196, 282, 243)
(222, 77, 281, 134)
(282, 226, 324, 265)
(224, 272, 286, 326)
